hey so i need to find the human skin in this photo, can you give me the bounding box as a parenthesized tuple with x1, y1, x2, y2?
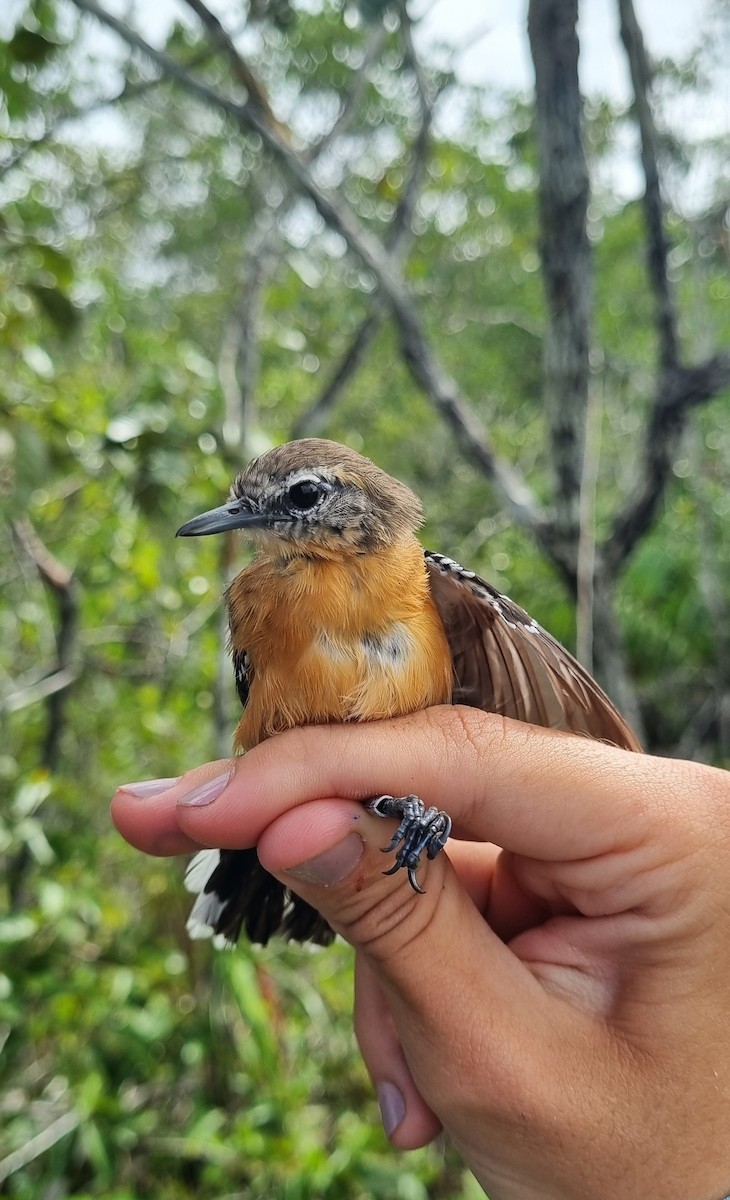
(112, 707, 730, 1200)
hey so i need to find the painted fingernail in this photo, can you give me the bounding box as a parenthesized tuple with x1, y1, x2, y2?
(288, 832, 364, 886)
(377, 1082, 406, 1138)
(119, 777, 179, 798)
(176, 769, 234, 808)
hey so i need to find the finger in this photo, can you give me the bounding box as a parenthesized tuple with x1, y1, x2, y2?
(111, 761, 237, 856)
(254, 794, 582, 1131)
(446, 841, 549, 940)
(353, 954, 443, 1149)
(172, 707, 681, 865)
(110, 756, 540, 938)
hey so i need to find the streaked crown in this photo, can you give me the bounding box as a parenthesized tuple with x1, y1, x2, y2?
(177, 439, 423, 555)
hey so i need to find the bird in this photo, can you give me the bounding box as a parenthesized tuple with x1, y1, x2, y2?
(176, 438, 641, 948)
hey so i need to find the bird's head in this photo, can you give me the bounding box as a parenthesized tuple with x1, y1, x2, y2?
(176, 439, 423, 557)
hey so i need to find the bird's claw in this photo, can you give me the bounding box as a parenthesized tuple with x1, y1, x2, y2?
(367, 794, 452, 893)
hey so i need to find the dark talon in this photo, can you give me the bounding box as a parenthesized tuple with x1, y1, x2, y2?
(407, 867, 426, 895)
(382, 860, 425, 894)
(367, 793, 451, 893)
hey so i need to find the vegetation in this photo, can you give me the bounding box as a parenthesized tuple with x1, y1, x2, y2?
(0, 0, 728, 1195)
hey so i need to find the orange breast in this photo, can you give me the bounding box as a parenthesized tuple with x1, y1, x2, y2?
(227, 539, 452, 751)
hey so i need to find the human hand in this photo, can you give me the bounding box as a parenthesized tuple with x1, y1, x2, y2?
(112, 708, 730, 1200)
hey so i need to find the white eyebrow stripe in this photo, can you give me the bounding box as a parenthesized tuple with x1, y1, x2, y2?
(282, 469, 331, 489)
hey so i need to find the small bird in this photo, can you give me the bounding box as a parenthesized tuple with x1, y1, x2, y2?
(177, 438, 640, 947)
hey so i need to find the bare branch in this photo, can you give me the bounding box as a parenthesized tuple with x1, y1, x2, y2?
(11, 519, 72, 596)
(218, 207, 279, 453)
(604, 1, 730, 571)
(1, 668, 78, 715)
(607, 351, 730, 570)
(395, 0, 442, 239)
(294, 7, 442, 438)
(217, 23, 391, 448)
(591, 564, 645, 737)
(10, 519, 77, 768)
(0, 1110, 80, 1185)
(68, 0, 250, 127)
(1, 83, 142, 180)
(307, 24, 388, 160)
(618, 0, 679, 371)
(575, 382, 603, 671)
(179, 0, 292, 143)
(7, 519, 78, 911)
(0, 41, 221, 183)
(292, 311, 381, 439)
(691, 424, 730, 757)
(67, 0, 549, 544)
(528, 0, 591, 555)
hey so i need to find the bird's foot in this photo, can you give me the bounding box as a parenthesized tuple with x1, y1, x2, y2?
(367, 794, 452, 894)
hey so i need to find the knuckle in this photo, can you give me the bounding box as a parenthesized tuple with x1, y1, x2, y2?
(424, 703, 522, 767)
(420, 704, 526, 829)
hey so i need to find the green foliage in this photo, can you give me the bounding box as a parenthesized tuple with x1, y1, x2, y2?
(0, 0, 728, 1195)
(1, 829, 461, 1199)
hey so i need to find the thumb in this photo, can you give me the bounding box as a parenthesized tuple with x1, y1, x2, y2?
(255, 795, 549, 1136)
(257, 794, 469, 962)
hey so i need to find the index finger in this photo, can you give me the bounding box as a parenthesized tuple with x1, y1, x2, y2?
(166, 707, 704, 864)
(112, 706, 720, 868)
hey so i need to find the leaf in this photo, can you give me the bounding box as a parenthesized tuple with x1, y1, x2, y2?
(13, 775, 52, 817)
(26, 283, 80, 334)
(0, 915, 37, 943)
(38, 244, 75, 287)
(8, 29, 57, 66)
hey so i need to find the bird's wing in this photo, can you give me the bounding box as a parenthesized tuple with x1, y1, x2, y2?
(425, 551, 641, 751)
(232, 648, 252, 710)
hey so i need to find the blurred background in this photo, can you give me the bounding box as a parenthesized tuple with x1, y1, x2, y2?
(1, 0, 728, 1196)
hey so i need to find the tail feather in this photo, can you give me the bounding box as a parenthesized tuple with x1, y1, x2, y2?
(185, 847, 334, 947)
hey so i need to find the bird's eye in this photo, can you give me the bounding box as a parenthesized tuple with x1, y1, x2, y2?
(287, 479, 323, 511)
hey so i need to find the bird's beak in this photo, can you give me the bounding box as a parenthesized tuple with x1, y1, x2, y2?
(176, 499, 268, 538)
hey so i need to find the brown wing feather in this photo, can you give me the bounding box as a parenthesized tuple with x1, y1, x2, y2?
(425, 552, 641, 752)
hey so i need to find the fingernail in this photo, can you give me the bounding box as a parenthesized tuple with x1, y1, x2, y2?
(377, 1082, 406, 1138)
(288, 832, 363, 886)
(119, 777, 179, 798)
(176, 769, 234, 808)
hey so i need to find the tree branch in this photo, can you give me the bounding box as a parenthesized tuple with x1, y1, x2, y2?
(67, 0, 549, 546)
(222, 23, 391, 445)
(528, 0, 591, 558)
(178, 0, 292, 144)
(7, 519, 78, 910)
(292, 310, 381, 439)
(305, 24, 388, 160)
(1, 84, 141, 180)
(0, 42, 223, 183)
(0, 1110, 80, 1186)
(607, 351, 730, 570)
(10, 520, 78, 767)
(218, 204, 278, 454)
(618, 0, 679, 371)
(294, 5, 443, 438)
(68, 0, 251, 127)
(601, 2, 730, 571)
(1, 667, 78, 715)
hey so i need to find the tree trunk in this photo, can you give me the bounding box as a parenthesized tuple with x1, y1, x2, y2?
(528, 0, 591, 552)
